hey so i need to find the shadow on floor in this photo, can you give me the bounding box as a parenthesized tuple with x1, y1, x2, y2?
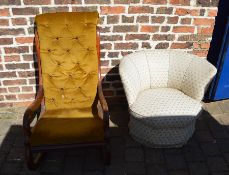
(0, 109, 229, 174)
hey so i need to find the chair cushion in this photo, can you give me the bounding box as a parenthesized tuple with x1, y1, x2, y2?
(30, 108, 104, 146)
(35, 12, 99, 111)
(129, 88, 202, 128)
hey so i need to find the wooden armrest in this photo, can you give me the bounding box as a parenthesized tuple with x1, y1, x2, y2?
(97, 81, 110, 138)
(98, 81, 109, 112)
(23, 86, 44, 138)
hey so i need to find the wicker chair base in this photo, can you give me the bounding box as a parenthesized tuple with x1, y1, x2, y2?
(129, 115, 196, 148)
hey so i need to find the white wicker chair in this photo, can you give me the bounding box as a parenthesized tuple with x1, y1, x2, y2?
(119, 50, 217, 148)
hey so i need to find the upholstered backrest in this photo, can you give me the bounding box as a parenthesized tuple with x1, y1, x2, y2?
(119, 50, 217, 106)
(35, 12, 99, 110)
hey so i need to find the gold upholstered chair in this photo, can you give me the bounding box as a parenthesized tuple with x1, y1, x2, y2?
(23, 12, 110, 170)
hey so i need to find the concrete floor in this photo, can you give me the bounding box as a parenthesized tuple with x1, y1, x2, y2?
(0, 100, 229, 175)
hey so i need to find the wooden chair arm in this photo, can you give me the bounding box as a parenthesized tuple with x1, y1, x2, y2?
(97, 81, 109, 138)
(23, 86, 44, 139)
(98, 81, 109, 112)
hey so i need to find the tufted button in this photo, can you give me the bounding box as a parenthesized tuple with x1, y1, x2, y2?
(66, 49, 70, 53)
(73, 36, 79, 40)
(49, 74, 52, 78)
(48, 49, 51, 52)
(57, 62, 61, 66)
(56, 37, 59, 40)
(50, 98, 55, 102)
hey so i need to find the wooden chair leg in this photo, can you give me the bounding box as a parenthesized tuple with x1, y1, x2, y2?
(25, 145, 43, 170)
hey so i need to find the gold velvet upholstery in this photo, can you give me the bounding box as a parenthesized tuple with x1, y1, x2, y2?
(31, 12, 103, 147)
(30, 110, 104, 146)
(35, 12, 99, 110)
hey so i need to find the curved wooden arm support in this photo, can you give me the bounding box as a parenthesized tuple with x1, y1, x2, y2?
(23, 86, 43, 141)
(23, 86, 44, 170)
(98, 81, 110, 138)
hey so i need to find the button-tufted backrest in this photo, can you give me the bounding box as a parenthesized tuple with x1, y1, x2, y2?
(35, 12, 99, 110)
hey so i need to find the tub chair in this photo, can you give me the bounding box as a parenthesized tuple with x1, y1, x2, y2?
(23, 12, 110, 170)
(119, 50, 217, 148)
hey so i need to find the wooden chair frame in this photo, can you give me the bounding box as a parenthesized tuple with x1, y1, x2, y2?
(23, 26, 110, 170)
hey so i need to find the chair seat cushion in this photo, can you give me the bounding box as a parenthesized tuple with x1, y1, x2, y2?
(30, 108, 104, 147)
(129, 88, 202, 128)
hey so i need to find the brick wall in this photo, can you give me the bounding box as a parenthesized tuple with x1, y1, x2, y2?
(0, 0, 219, 107)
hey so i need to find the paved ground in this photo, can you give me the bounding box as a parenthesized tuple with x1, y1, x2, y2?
(0, 100, 229, 175)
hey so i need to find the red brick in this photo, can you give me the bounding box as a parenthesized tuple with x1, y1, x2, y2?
(126, 34, 150, 40)
(100, 43, 112, 50)
(143, 0, 167, 4)
(114, 43, 138, 50)
(3, 79, 27, 86)
(181, 18, 192, 24)
(23, 55, 34, 61)
(8, 87, 20, 93)
(161, 26, 170, 32)
(190, 9, 200, 16)
(0, 28, 25, 35)
(4, 46, 29, 54)
(173, 26, 195, 33)
(0, 8, 10, 16)
(169, 0, 190, 5)
(142, 42, 151, 49)
(22, 86, 33, 92)
(18, 71, 35, 77)
(171, 42, 193, 49)
(128, 6, 153, 14)
(0, 38, 13, 45)
(0, 19, 9, 26)
(113, 25, 138, 32)
(5, 95, 17, 100)
(0, 72, 17, 78)
(208, 9, 218, 17)
(18, 93, 35, 100)
(151, 16, 165, 23)
(136, 16, 149, 23)
(5, 63, 30, 70)
(193, 42, 200, 49)
(103, 90, 114, 97)
(141, 25, 159, 32)
(167, 16, 179, 24)
(85, 0, 110, 4)
(125, 34, 150, 40)
(12, 7, 39, 15)
(191, 50, 208, 57)
(152, 34, 175, 41)
(114, 0, 140, 3)
(200, 42, 210, 49)
(42, 7, 69, 13)
(100, 6, 125, 14)
(107, 15, 119, 24)
(72, 6, 97, 12)
(155, 42, 169, 49)
(54, 0, 81, 4)
(100, 35, 123, 41)
(1, 0, 21, 5)
(122, 15, 134, 23)
(107, 52, 119, 58)
(4, 55, 20, 62)
(175, 8, 190, 15)
(156, 7, 173, 14)
(198, 27, 214, 34)
(23, 0, 51, 4)
(193, 18, 215, 26)
(12, 18, 27, 25)
(0, 88, 7, 94)
(15, 37, 34, 44)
